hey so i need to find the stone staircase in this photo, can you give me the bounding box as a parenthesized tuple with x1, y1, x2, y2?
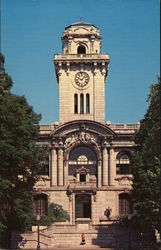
(12, 222, 156, 249)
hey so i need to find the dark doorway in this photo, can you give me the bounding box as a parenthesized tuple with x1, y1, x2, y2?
(77, 45, 86, 54)
(83, 202, 91, 217)
(80, 174, 86, 182)
(75, 194, 91, 219)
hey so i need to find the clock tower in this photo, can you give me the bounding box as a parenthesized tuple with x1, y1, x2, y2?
(54, 21, 110, 124)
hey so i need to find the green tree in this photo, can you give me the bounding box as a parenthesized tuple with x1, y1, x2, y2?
(132, 77, 160, 232)
(0, 54, 46, 246)
(34, 203, 70, 226)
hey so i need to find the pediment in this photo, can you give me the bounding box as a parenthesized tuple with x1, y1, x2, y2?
(73, 27, 89, 33)
(76, 166, 89, 173)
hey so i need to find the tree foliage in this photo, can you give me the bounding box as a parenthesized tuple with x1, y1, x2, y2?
(33, 203, 70, 226)
(132, 77, 160, 232)
(0, 53, 46, 236)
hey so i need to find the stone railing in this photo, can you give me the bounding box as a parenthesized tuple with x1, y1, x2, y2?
(54, 53, 109, 61)
(39, 122, 59, 134)
(107, 122, 140, 130)
(69, 179, 97, 190)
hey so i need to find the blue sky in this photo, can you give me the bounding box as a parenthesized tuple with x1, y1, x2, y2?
(1, 0, 160, 124)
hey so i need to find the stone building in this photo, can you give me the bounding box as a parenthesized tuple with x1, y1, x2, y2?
(35, 21, 139, 223)
(15, 21, 142, 249)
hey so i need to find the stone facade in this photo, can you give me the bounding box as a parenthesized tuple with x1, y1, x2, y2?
(15, 21, 153, 249)
(35, 22, 139, 225)
(37, 121, 139, 225)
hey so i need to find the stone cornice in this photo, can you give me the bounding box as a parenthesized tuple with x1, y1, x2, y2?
(62, 33, 101, 40)
(54, 53, 109, 63)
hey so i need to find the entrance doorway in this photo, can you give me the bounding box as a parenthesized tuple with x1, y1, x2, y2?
(75, 194, 91, 219)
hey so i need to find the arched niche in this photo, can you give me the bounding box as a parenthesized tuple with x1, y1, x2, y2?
(77, 44, 86, 54)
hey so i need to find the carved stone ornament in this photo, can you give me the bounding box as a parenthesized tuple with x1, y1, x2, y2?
(115, 176, 133, 186)
(64, 132, 97, 148)
(64, 134, 78, 148)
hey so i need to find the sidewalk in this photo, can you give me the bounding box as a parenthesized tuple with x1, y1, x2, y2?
(18, 247, 115, 250)
(41, 246, 115, 250)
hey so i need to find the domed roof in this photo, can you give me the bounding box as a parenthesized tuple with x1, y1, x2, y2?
(65, 20, 98, 30)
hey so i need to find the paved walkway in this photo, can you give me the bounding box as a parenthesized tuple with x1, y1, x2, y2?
(28, 248, 115, 250)
(50, 248, 115, 250)
(49, 244, 115, 249)
(19, 247, 116, 250)
(36, 247, 115, 250)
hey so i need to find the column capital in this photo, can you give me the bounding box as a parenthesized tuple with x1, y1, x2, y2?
(102, 142, 110, 148)
(110, 142, 114, 149)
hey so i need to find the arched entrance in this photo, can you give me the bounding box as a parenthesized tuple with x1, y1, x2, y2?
(75, 194, 91, 219)
(68, 146, 97, 222)
(68, 146, 97, 180)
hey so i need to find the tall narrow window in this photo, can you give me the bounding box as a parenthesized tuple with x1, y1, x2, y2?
(80, 94, 84, 114)
(86, 94, 90, 114)
(74, 94, 78, 114)
(33, 194, 48, 216)
(116, 151, 131, 175)
(119, 193, 132, 216)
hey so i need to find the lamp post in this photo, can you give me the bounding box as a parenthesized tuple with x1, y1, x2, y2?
(128, 214, 132, 250)
(37, 214, 41, 250)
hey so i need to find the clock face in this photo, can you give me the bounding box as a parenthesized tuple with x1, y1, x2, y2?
(75, 72, 89, 87)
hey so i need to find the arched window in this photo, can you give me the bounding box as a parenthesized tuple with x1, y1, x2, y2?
(77, 45, 86, 54)
(33, 194, 48, 216)
(68, 146, 97, 177)
(119, 193, 132, 216)
(86, 94, 90, 114)
(77, 155, 88, 164)
(74, 94, 78, 114)
(80, 94, 84, 114)
(116, 151, 131, 175)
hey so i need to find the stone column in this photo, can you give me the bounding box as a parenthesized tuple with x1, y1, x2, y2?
(69, 193, 73, 225)
(72, 193, 75, 225)
(102, 147, 108, 186)
(51, 148, 57, 186)
(64, 160, 68, 187)
(98, 160, 102, 187)
(90, 36, 95, 53)
(58, 148, 64, 186)
(68, 36, 72, 53)
(109, 146, 115, 186)
(49, 150, 51, 185)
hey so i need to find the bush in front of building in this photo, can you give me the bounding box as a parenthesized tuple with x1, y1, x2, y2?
(33, 203, 70, 226)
